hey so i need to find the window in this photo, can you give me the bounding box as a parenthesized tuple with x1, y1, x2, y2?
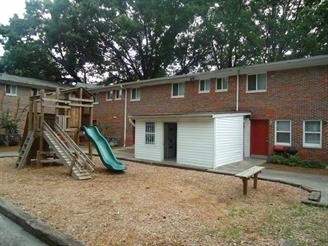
(114, 89, 122, 100)
(32, 88, 40, 96)
(216, 77, 228, 92)
(303, 120, 322, 148)
(145, 122, 155, 144)
(199, 79, 210, 93)
(131, 88, 140, 101)
(172, 82, 185, 98)
(275, 120, 291, 146)
(106, 91, 113, 101)
(247, 73, 267, 92)
(106, 90, 122, 101)
(93, 94, 99, 104)
(5, 85, 17, 96)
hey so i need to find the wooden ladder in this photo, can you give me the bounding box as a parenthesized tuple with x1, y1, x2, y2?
(16, 131, 35, 168)
(43, 122, 92, 180)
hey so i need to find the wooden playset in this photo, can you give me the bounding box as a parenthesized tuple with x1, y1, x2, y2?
(16, 87, 96, 180)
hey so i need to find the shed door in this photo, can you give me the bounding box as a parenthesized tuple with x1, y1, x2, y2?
(250, 119, 269, 156)
(164, 123, 177, 160)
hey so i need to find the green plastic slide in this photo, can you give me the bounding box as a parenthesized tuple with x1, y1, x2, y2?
(81, 125, 126, 171)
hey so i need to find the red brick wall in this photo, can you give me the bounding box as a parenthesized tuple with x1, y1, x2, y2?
(93, 65, 328, 162)
(238, 66, 328, 161)
(0, 84, 32, 134)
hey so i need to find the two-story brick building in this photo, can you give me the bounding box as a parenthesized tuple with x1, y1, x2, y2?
(0, 73, 62, 136)
(89, 55, 328, 168)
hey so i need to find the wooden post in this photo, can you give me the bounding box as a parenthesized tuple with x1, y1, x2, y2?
(242, 178, 248, 195)
(253, 174, 259, 189)
(37, 90, 45, 166)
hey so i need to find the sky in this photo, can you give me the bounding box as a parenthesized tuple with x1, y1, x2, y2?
(0, 0, 26, 55)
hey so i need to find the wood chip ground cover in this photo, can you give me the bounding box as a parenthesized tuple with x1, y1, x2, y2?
(0, 157, 327, 245)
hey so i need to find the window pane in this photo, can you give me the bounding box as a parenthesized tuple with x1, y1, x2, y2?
(305, 121, 320, 132)
(216, 78, 222, 90)
(179, 83, 185, 95)
(172, 84, 178, 96)
(257, 74, 267, 90)
(222, 78, 228, 89)
(277, 121, 290, 131)
(247, 75, 256, 90)
(5, 85, 11, 94)
(173, 83, 184, 96)
(305, 133, 320, 144)
(277, 133, 290, 143)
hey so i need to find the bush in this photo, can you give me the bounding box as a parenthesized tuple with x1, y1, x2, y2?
(267, 154, 327, 169)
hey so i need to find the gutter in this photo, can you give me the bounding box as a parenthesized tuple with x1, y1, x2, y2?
(236, 69, 240, 111)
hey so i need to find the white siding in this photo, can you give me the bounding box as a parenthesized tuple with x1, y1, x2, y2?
(214, 116, 244, 167)
(135, 121, 164, 161)
(177, 120, 214, 168)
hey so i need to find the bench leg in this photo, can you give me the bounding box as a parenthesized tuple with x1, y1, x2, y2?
(253, 173, 260, 189)
(242, 178, 248, 195)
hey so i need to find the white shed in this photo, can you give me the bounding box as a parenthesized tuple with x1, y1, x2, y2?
(132, 112, 250, 169)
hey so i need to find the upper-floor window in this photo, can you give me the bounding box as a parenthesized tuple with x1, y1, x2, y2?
(93, 94, 99, 104)
(275, 120, 291, 146)
(106, 89, 122, 101)
(171, 82, 185, 98)
(5, 85, 17, 96)
(247, 73, 267, 92)
(216, 77, 228, 92)
(31, 88, 40, 96)
(303, 120, 322, 148)
(131, 88, 140, 101)
(199, 79, 210, 93)
(145, 122, 155, 144)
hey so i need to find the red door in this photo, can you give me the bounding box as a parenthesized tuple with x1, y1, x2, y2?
(250, 119, 269, 156)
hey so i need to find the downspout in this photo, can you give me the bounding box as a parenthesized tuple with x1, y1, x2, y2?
(122, 86, 127, 147)
(236, 69, 240, 112)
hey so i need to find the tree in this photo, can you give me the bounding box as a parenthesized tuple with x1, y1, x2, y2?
(0, 14, 62, 81)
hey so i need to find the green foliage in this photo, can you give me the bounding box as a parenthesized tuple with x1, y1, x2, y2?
(1, 0, 327, 82)
(268, 154, 327, 169)
(0, 110, 18, 133)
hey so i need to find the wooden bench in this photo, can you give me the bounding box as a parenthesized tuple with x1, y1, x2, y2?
(235, 166, 265, 195)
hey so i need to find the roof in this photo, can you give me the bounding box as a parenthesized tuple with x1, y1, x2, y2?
(89, 55, 328, 92)
(130, 111, 251, 120)
(0, 73, 64, 89)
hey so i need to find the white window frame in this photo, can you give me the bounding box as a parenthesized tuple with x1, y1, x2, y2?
(275, 120, 291, 146)
(215, 77, 228, 92)
(131, 88, 140, 101)
(31, 88, 41, 96)
(171, 82, 185, 98)
(247, 73, 267, 93)
(5, 84, 17, 96)
(106, 91, 113, 101)
(303, 120, 322, 148)
(145, 122, 155, 144)
(199, 79, 210, 93)
(93, 94, 99, 104)
(106, 89, 122, 101)
(114, 89, 122, 100)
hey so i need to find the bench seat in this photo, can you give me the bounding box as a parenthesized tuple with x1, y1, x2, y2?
(235, 166, 265, 195)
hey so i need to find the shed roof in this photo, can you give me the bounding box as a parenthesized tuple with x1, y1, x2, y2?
(130, 111, 251, 120)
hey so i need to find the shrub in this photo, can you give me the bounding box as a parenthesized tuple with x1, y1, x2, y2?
(300, 158, 327, 169)
(267, 155, 327, 169)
